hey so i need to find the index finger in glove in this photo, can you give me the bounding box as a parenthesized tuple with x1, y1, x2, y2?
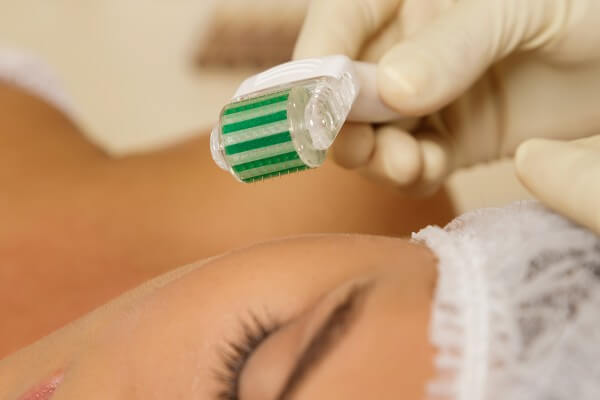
(293, 0, 400, 59)
(515, 136, 600, 234)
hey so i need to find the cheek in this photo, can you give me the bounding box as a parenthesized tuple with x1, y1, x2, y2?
(53, 297, 227, 399)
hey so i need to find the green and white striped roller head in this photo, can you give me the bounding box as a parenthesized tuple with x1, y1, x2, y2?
(211, 72, 359, 183)
(212, 86, 326, 183)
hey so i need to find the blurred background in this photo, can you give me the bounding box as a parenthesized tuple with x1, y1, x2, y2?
(0, 0, 531, 212)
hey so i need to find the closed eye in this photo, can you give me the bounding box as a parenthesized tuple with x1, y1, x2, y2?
(275, 281, 372, 400)
(215, 312, 280, 400)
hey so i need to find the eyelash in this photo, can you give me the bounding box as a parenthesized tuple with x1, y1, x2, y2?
(215, 312, 279, 400)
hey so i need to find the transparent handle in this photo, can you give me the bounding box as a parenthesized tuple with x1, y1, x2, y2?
(304, 73, 357, 150)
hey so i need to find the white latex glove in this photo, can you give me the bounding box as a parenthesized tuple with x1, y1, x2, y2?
(294, 0, 600, 195)
(516, 135, 600, 234)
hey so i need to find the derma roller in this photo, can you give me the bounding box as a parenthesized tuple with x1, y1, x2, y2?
(210, 55, 403, 183)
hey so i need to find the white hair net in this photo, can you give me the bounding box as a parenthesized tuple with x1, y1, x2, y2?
(414, 201, 600, 400)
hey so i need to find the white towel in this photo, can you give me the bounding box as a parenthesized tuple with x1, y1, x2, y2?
(0, 48, 74, 118)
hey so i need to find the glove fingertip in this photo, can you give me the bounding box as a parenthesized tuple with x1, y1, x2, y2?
(514, 138, 558, 178)
(377, 53, 430, 114)
(366, 127, 422, 187)
(331, 124, 376, 169)
(420, 137, 449, 186)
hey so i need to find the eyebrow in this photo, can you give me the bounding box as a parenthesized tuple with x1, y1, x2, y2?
(275, 283, 371, 400)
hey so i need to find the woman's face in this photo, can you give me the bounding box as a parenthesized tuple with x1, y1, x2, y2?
(12, 235, 437, 400)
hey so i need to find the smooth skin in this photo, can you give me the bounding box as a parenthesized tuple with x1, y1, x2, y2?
(0, 82, 454, 356)
(1, 234, 437, 400)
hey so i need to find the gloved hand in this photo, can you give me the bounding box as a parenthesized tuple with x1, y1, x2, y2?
(516, 135, 600, 234)
(294, 0, 600, 195)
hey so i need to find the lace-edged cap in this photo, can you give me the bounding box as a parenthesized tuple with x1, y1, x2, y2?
(413, 201, 600, 400)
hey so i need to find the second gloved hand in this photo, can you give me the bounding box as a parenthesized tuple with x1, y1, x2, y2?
(294, 0, 600, 194)
(516, 135, 600, 235)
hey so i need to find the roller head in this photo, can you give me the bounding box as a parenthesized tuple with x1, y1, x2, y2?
(211, 70, 358, 183)
(212, 86, 316, 182)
